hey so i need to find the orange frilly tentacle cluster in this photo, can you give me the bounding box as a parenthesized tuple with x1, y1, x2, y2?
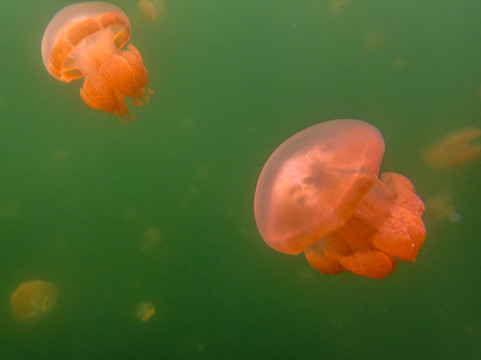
(80, 45, 153, 121)
(304, 172, 426, 279)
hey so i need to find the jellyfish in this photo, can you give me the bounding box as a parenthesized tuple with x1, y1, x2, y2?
(425, 193, 461, 223)
(329, 0, 348, 15)
(41, 2, 152, 121)
(254, 119, 426, 279)
(392, 57, 406, 70)
(363, 29, 385, 52)
(139, 227, 162, 255)
(0, 201, 20, 220)
(423, 128, 481, 168)
(10, 280, 58, 323)
(136, 301, 155, 321)
(138, 0, 167, 23)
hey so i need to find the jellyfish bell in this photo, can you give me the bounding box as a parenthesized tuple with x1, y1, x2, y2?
(255, 120, 386, 255)
(10, 280, 58, 323)
(41, 2, 152, 120)
(254, 119, 426, 279)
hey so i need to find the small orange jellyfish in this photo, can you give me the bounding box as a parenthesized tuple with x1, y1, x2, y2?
(41, 2, 152, 120)
(423, 128, 481, 168)
(10, 280, 58, 323)
(254, 119, 426, 279)
(136, 301, 155, 321)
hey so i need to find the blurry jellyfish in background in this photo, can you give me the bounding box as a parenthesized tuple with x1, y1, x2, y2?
(10, 280, 58, 323)
(176, 336, 206, 356)
(448, 212, 462, 223)
(363, 29, 385, 52)
(41, 2, 152, 120)
(124, 208, 139, 222)
(53, 149, 68, 162)
(254, 119, 426, 279)
(138, 0, 167, 23)
(0, 201, 20, 220)
(426, 194, 454, 219)
(136, 301, 155, 321)
(425, 194, 461, 223)
(329, 0, 348, 15)
(140, 227, 162, 255)
(423, 128, 481, 168)
(392, 57, 406, 70)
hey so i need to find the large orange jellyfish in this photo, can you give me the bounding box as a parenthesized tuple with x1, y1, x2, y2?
(254, 119, 426, 279)
(10, 280, 58, 323)
(41, 2, 152, 120)
(423, 128, 481, 168)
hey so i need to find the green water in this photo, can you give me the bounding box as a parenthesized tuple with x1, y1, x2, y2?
(1, 0, 480, 358)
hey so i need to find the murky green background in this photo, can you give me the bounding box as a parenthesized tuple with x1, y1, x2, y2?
(1, 0, 480, 358)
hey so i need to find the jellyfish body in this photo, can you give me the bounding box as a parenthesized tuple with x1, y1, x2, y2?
(136, 301, 155, 321)
(10, 280, 58, 323)
(138, 0, 167, 23)
(254, 119, 426, 279)
(329, 0, 348, 15)
(425, 193, 460, 222)
(423, 128, 481, 168)
(140, 227, 162, 255)
(41, 2, 152, 120)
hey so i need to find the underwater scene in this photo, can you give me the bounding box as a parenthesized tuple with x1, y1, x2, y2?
(0, 0, 480, 358)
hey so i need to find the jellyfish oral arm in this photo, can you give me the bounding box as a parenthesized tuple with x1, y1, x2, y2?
(77, 39, 151, 120)
(305, 172, 426, 279)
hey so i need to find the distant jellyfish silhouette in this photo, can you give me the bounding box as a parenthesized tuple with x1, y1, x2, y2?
(138, 0, 167, 23)
(10, 280, 58, 323)
(0, 201, 20, 220)
(392, 57, 406, 70)
(423, 128, 481, 168)
(329, 0, 348, 15)
(136, 301, 155, 321)
(425, 193, 461, 223)
(363, 29, 385, 52)
(254, 119, 426, 279)
(140, 227, 162, 255)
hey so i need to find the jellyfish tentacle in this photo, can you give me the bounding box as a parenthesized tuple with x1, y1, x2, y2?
(79, 44, 152, 118)
(338, 250, 395, 280)
(369, 173, 426, 261)
(121, 45, 153, 104)
(80, 73, 128, 117)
